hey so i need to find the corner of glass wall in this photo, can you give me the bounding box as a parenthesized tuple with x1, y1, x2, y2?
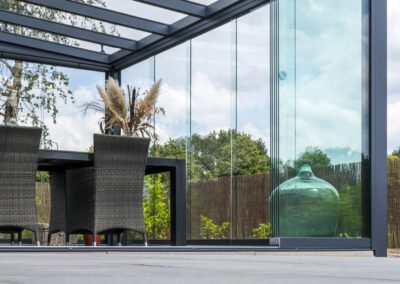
(270, 0, 370, 239)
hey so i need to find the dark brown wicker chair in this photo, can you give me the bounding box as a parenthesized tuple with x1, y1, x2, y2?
(0, 125, 42, 246)
(62, 134, 150, 246)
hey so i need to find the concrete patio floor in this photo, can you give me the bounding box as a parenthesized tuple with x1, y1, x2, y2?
(0, 252, 399, 284)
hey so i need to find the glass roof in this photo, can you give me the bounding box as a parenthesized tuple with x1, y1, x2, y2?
(11, 1, 151, 41)
(0, 0, 260, 71)
(80, 0, 187, 25)
(0, 22, 119, 54)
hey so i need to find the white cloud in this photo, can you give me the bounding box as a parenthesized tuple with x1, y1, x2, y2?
(388, 0, 400, 152)
(45, 85, 103, 151)
(388, 101, 400, 153)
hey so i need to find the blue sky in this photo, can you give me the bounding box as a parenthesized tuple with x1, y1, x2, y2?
(21, 1, 400, 161)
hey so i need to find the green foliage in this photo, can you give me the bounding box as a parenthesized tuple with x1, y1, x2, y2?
(87, 145, 94, 153)
(150, 130, 270, 182)
(200, 215, 230, 240)
(143, 174, 170, 240)
(252, 223, 272, 239)
(283, 147, 332, 177)
(392, 147, 400, 158)
(35, 171, 49, 183)
(336, 183, 362, 237)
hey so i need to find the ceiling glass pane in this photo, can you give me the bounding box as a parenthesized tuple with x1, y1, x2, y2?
(80, 0, 187, 24)
(6, 1, 151, 41)
(0, 22, 119, 54)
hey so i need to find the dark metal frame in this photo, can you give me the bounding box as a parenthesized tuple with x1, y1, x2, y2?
(0, 0, 388, 255)
(370, 0, 387, 257)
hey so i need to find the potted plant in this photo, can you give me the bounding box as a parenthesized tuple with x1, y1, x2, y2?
(83, 77, 164, 139)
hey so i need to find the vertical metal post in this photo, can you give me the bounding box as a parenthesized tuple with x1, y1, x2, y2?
(370, 0, 387, 257)
(170, 160, 187, 246)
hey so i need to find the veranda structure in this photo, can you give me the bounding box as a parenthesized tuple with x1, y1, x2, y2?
(0, 0, 388, 256)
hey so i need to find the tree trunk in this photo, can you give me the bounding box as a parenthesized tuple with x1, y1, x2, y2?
(4, 60, 22, 125)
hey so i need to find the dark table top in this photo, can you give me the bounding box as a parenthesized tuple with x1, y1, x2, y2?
(38, 149, 185, 175)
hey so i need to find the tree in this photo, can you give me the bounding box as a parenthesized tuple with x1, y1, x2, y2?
(0, 0, 114, 147)
(392, 147, 400, 158)
(282, 147, 332, 178)
(143, 175, 170, 240)
(150, 129, 270, 181)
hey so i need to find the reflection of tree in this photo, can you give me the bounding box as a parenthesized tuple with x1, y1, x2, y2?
(150, 129, 270, 181)
(282, 147, 332, 178)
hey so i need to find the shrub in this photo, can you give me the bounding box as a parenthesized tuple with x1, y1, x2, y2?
(252, 223, 272, 239)
(200, 215, 230, 240)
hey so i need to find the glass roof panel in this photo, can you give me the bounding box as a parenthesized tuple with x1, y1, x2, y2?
(79, 0, 187, 25)
(0, 22, 119, 54)
(7, 1, 151, 41)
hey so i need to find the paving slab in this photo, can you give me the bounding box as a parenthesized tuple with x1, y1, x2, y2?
(0, 252, 399, 284)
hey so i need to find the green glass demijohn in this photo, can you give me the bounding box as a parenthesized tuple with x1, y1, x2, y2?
(270, 164, 340, 237)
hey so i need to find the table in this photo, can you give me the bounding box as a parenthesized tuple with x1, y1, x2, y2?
(37, 150, 186, 246)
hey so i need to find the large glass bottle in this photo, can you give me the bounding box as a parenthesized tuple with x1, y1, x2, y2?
(270, 164, 340, 237)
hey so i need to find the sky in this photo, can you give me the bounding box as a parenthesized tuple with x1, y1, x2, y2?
(1, 0, 398, 164)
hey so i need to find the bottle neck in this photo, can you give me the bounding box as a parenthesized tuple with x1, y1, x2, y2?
(298, 164, 315, 179)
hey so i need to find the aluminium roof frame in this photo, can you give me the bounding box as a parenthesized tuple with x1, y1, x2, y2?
(0, 0, 270, 72)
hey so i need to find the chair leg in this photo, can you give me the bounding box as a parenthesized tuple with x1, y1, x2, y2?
(18, 231, 22, 246)
(10, 233, 15, 246)
(93, 231, 97, 247)
(143, 232, 148, 247)
(34, 229, 40, 246)
(47, 233, 52, 246)
(117, 233, 121, 246)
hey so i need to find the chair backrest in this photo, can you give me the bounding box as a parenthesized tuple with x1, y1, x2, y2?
(0, 125, 42, 229)
(93, 134, 150, 170)
(0, 125, 42, 174)
(93, 134, 150, 233)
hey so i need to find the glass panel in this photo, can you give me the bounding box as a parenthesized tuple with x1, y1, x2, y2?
(44, 67, 105, 151)
(271, 0, 369, 238)
(0, 22, 119, 54)
(234, 6, 270, 240)
(154, 44, 189, 145)
(0, 59, 105, 150)
(121, 58, 155, 91)
(7, 1, 150, 41)
(80, 0, 187, 24)
(189, 22, 235, 240)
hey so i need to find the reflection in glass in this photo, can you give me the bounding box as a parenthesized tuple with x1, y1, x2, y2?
(273, 0, 369, 238)
(235, 5, 270, 239)
(189, 22, 234, 240)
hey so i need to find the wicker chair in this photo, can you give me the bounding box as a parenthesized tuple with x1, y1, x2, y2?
(64, 134, 150, 246)
(0, 125, 42, 246)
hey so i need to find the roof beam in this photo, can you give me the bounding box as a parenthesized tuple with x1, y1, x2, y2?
(134, 0, 207, 17)
(0, 43, 110, 71)
(21, 0, 170, 35)
(0, 10, 137, 51)
(111, 0, 269, 70)
(0, 31, 109, 63)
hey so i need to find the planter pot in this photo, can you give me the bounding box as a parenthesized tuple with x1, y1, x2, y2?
(84, 234, 101, 246)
